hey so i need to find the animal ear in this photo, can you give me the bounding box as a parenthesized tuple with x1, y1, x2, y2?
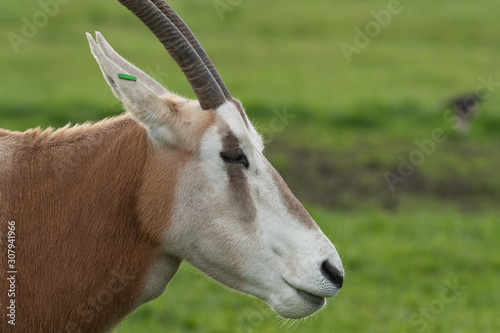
(94, 32, 170, 97)
(87, 32, 179, 145)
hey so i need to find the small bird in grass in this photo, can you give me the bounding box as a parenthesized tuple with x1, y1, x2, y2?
(447, 93, 481, 135)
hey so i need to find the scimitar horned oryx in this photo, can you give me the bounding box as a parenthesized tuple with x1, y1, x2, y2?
(0, 0, 344, 331)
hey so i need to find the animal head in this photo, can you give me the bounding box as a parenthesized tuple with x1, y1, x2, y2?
(87, 0, 343, 319)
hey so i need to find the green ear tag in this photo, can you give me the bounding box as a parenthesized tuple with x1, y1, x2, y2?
(118, 73, 137, 81)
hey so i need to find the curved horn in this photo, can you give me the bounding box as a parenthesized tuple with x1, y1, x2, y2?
(117, 0, 226, 110)
(151, 0, 231, 100)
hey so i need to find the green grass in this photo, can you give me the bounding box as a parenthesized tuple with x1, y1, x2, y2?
(2, 0, 500, 128)
(113, 203, 500, 332)
(2, 0, 500, 332)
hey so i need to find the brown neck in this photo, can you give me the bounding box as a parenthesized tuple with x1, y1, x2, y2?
(0, 116, 162, 332)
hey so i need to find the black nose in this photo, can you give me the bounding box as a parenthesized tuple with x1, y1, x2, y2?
(321, 260, 344, 289)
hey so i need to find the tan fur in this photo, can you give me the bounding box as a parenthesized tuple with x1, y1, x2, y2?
(160, 95, 216, 152)
(0, 130, 20, 175)
(0, 20, 344, 330)
(0, 114, 209, 332)
(136, 96, 215, 241)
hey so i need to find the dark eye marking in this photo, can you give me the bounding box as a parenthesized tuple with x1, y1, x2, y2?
(220, 148, 249, 168)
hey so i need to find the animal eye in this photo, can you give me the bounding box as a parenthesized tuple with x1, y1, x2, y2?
(220, 148, 249, 168)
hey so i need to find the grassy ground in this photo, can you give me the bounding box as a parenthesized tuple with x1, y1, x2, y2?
(1, 0, 500, 332)
(115, 203, 500, 333)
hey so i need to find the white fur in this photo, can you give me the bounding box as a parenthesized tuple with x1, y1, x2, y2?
(89, 32, 344, 319)
(135, 254, 181, 306)
(164, 101, 343, 318)
(87, 33, 179, 146)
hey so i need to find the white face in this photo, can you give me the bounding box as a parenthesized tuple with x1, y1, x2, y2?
(165, 102, 344, 319)
(87, 32, 343, 319)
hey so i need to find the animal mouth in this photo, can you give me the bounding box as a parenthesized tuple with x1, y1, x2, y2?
(296, 289, 326, 307)
(284, 280, 326, 307)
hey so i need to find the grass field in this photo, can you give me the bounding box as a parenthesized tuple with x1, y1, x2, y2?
(1, 0, 500, 332)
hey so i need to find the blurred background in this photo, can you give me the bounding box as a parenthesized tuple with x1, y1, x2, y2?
(1, 0, 499, 331)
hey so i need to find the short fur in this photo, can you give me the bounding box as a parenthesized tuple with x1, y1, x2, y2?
(0, 6, 344, 329)
(0, 116, 178, 332)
